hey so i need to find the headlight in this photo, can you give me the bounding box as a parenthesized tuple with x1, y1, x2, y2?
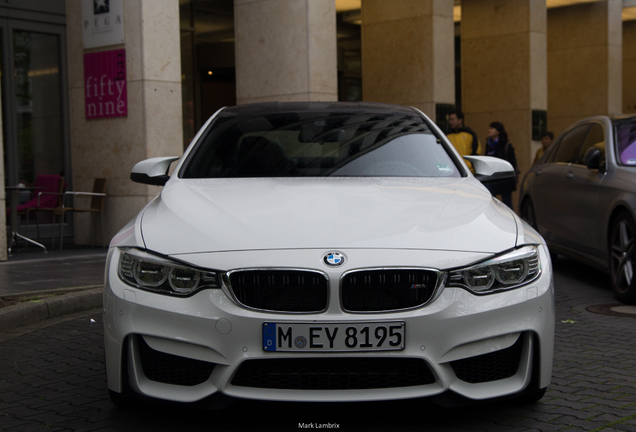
(118, 248, 220, 296)
(448, 246, 540, 294)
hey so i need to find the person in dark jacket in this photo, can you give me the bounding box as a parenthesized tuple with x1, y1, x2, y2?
(485, 121, 518, 209)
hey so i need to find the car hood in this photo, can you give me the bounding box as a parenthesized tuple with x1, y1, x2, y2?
(139, 177, 518, 255)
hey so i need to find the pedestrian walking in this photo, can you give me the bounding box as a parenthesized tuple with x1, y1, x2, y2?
(446, 110, 481, 171)
(485, 121, 518, 209)
(533, 131, 554, 165)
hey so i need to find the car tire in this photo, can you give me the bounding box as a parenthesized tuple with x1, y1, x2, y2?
(521, 199, 537, 230)
(519, 386, 547, 404)
(609, 211, 636, 305)
(108, 389, 136, 409)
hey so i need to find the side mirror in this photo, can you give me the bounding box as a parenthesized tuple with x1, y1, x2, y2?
(584, 147, 603, 171)
(130, 156, 180, 186)
(463, 155, 516, 184)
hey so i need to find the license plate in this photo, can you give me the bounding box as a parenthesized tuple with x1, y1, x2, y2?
(262, 322, 405, 352)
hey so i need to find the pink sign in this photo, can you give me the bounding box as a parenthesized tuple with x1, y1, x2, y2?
(84, 49, 127, 119)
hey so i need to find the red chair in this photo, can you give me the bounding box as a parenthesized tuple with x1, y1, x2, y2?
(17, 175, 65, 245)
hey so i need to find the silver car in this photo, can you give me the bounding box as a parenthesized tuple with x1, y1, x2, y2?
(519, 115, 636, 304)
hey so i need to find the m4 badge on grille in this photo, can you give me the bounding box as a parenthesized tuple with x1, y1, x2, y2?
(323, 251, 345, 267)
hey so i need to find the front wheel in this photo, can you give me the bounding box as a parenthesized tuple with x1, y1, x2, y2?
(609, 212, 636, 304)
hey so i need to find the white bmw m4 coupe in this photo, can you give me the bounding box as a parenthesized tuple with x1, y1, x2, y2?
(104, 102, 554, 408)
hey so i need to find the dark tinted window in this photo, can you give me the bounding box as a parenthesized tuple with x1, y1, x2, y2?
(181, 109, 460, 178)
(574, 123, 605, 165)
(549, 125, 590, 163)
(615, 117, 636, 166)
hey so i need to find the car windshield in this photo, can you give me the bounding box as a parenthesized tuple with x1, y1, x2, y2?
(614, 117, 636, 166)
(180, 104, 461, 178)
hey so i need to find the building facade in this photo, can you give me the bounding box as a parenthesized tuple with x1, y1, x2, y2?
(0, 0, 633, 260)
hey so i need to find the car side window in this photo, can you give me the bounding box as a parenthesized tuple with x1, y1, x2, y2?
(543, 137, 560, 161)
(573, 123, 605, 166)
(548, 124, 590, 163)
(615, 118, 636, 165)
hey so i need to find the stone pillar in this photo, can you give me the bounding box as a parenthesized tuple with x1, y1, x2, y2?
(66, 0, 183, 246)
(624, 19, 636, 114)
(548, 0, 622, 135)
(461, 0, 547, 210)
(360, 0, 455, 119)
(234, 0, 337, 103)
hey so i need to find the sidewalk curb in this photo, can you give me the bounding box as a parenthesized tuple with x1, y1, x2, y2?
(0, 287, 103, 332)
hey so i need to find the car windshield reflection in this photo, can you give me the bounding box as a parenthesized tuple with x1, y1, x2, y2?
(181, 108, 461, 178)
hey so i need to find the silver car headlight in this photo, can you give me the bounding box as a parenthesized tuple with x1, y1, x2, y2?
(118, 248, 220, 296)
(447, 246, 541, 294)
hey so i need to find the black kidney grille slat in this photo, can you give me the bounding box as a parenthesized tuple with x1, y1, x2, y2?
(342, 269, 437, 312)
(229, 270, 328, 312)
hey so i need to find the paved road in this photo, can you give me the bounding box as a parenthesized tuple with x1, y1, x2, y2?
(0, 250, 106, 295)
(0, 257, 635, 432)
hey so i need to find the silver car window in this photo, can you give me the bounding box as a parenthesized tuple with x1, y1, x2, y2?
(549, 124, 590, 164)
(573, 123, 604, 166)
(615, 117, 636, 166)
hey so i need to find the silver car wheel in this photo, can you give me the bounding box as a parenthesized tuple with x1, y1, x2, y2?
(610, 212, 636, 304)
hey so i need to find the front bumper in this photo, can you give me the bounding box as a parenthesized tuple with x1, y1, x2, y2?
(104, 246, 555, 403)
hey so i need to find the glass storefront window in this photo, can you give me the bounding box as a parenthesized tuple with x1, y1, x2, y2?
(181, 30, 195, 146)
(336, 10, 362, 102)
(180, 0, 193, 29)
(180, 0, 237, 148)
(180, 0, 196, 146)
(13, 30, 63, 184)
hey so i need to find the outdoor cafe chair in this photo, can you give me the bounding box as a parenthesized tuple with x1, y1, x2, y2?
(16, 174, 65, 245)
(52, 178, 107, 250)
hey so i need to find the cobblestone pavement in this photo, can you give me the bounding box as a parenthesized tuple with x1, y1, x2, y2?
(0, 257, 635, 432)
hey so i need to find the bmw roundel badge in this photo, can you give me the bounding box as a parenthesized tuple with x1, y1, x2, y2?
(323, 251, 345, 267)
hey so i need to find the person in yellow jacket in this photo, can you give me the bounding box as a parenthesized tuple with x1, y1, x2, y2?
(533, 131, 554, 165)
(447, 111, 482, 171)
